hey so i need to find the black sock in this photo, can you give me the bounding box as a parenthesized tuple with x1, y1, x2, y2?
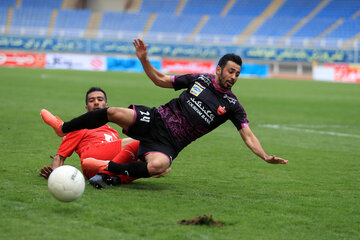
(107, 161, 150, 178)
(62, 108, 109, 133)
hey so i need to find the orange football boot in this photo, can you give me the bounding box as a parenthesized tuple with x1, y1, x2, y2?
(40, 109, 65, 137)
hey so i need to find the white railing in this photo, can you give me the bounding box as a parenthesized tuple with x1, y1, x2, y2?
(2, 26, 359, 49)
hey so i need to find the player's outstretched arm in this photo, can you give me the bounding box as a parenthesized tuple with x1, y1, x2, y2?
(40, 155, 67, 179)
(239, 127, 288, 164)
(133, 38, 173, 88)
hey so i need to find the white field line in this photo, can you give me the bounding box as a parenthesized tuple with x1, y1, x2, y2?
(259, 124, 360, 139)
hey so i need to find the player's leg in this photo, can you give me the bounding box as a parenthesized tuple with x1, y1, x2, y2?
(83, 152, 171, 178)
(89, 141, 140, 187)
(120, 137, 137, 150)
(41, 107, 135, 135)
(81, 141, 139, 175)
(85, 153, 171, 188)
(81, 140, 123, 161)
(144, 152, 171, 176)
(82, 141, 140, 188)
(83, 157, 139, 188)
(112, 140, 139, 163)
(106, 152, 171, 177)
(62, 107, 135, 133)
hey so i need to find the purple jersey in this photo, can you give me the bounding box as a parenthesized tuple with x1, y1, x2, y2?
(158, 73, 249, 151)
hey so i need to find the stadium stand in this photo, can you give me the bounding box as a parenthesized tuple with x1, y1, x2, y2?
(145, 13, 202, 42)
(20, 0, 62, 9)
(98, 11, 150, 39)
(0, 8, 8, 34)
(194, 15, 254, 43)
(181, 0, 227, 15)
(292, 0, 360, 45)
(250, 0, 323, 44)
(227, 0, 272, 16)
(315, 0, 360, 18)
(315, 17, 360, 47)
(10, 8, 53, 36)
(139, 0, 181, 14)
(117, 12, 151, 35)
(97, 11, 126, 39)
(53, 9, 92, 38)
(0, 0, 359, 48)
(0, 0, 16, 8)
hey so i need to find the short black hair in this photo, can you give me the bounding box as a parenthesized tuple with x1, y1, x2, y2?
(85, 87, 107, 104)
(218, 53, 243, 69)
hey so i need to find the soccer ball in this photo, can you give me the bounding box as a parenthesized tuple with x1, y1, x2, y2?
(48, 165, 85, 202)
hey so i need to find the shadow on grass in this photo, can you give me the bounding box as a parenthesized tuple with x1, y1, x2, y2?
(112, 180, 170, 191)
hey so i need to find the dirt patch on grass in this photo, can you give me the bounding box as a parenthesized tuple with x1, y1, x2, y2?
(178, 214, 224, 227)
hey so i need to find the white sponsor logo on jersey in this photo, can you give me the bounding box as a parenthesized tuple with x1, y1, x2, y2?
(104, 134, 114, 142)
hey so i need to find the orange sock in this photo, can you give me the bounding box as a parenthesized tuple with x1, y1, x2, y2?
(82, 158, 109, 172)
(113, 141, 140, 164)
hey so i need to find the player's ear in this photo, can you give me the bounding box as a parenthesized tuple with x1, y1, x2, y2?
(216, 65, 222, 75)
(105, 103, 108, 108)
(85, 105, 88, 111)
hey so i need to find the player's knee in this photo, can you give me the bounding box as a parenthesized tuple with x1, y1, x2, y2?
(107, 107, 134, 129)
(147, 160, 169, 176)
(107, 107, 120, 120)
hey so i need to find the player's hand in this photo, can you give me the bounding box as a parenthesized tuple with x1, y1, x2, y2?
(40, 166, 53, 179)
(264, 155, 288, 164)
(133, 38, 148, 61)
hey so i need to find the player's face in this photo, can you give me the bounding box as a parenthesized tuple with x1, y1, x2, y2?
(216, 61, 241, 90)
(85, 91, 108, 112)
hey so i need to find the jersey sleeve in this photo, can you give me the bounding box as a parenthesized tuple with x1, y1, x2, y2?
(229, 103, 250, 130)
(57, 130, 86, 157)
(171, 74, 197, 91)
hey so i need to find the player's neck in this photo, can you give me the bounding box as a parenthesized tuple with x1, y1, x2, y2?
(213, 77, 229, 93)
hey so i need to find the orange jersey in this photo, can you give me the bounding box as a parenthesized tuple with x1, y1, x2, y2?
(57, 125, 120, 158)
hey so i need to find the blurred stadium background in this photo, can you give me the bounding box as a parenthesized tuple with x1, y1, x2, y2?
(0, 0, 359, 82)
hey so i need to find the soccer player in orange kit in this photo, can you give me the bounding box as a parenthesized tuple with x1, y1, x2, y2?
(40, 87, 140, 188)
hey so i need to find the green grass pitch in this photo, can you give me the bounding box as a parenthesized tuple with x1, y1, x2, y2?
(0, 67, 359, 239)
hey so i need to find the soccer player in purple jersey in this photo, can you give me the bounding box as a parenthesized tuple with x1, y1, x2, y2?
(41, 38, 288, 183)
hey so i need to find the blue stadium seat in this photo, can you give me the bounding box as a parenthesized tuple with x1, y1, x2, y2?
(195, 15, 254, 43)
(118, 12, 150, 32)
(293, 0, 360, 39)
(273, 0, 322, 18)
(325, 18, 360, 40)
(312, 18, 360, 47)
(53, 9, 91, 38)
(21, 0, 62, 9)
(248, 0, 323, 44)
(252, 17, 300, 40)
(316, 0, 360, 18)
(0, 8, 8, 34)
(139, 0, 180, 14)
(98, 11, 150, 39)
(0, 8, 8, 25)
(227, 0, 272, 16)
(99, 11, 124, 30)
(11, 8, 52, 36)
(97, 11, 124, 39)
(0, 0, 16, 7)
(293, 18, 334, 38)
(146, 13, 202, 42)
(181, 0, 227, 15)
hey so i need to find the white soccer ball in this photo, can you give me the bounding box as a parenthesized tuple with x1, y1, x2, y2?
(48, 165, 85, 202)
